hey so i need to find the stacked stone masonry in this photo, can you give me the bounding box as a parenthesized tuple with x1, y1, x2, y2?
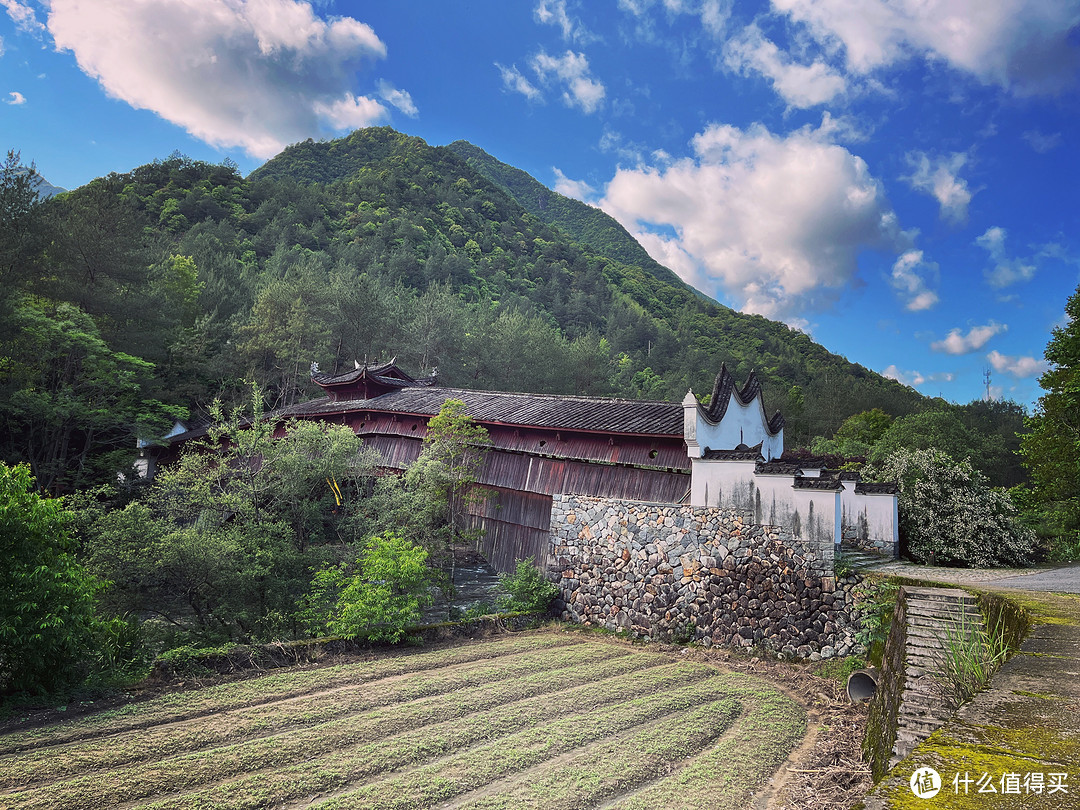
(549, 494, 862, 658)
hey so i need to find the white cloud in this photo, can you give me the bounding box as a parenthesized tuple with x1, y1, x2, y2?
(2, 0, 45, 36)
(43, 0, 389, 159)
(987, 349, 1049, 378)
(724, 24, 846, 108)
(890, 249, 939, 311)
(376, 80, 417, 117)
(496, 63, 542, 101)
(976, 226, 1037, 287)
(600, 117, 902, 321)
(904, 151, 973, 224)
(532, 50, 606, 113)
(5, 90, 25, 105)
(534, 0, 595, 42)
(881, 364, 954, 387)
(1023, 130, 1062, 152)
(552, 167, 596, 201)
(772, 0, 1080, 95)
(931, 322, 1007, 354)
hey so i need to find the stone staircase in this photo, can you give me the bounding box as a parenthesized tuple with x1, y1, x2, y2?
(890, 586, 982, 766)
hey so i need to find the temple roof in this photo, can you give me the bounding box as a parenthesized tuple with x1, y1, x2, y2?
(702, 363, 784, 436)
(281, 385, 684, 436)
(312, 360, 437, 401)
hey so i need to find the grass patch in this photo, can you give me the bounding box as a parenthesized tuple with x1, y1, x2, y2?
(0, 642, 640, 793)
(0, 633, 812, 810)
(0, 633, 572, 755)
(452, 698, 744, 809)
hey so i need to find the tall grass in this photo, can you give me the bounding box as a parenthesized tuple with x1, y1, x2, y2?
(933, 608, 1012, 706)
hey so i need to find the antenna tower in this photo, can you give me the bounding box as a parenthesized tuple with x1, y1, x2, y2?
(983, 367, 992, 401)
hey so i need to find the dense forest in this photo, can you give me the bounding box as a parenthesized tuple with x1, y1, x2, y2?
(2, 128, 1075, 699)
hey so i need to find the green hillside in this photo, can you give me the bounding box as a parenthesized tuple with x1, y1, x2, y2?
(2, 127, 931, 490)
(445, 140, 688, 289)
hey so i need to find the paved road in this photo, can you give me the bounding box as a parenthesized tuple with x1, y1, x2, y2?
(981, 562, 1080, 593)
(853, 557, 1080, 593)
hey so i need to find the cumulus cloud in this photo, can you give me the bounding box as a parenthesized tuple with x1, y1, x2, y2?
(930, 322, 1007, 354)
(987, 349, 1049, 378)
(890, 249, 939, 311)
(976, 226, 1036, 287)
(772, 0, 1080, 95)
(376, 80, 417, 117)
(724, 24, 846, 108)
(5, 90, 25, 105)
(600, 117, 902, 322)
(552, 167, 596, 201)
(904, 151, 973, 224)
(43, 0, 390, 158)
(532, 50, 606, 113)
(2, 0, 45, 36)
(496, 63, 542, 101)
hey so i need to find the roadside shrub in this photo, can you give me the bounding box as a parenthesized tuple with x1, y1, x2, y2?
(496, 557, 559, 614)
(304, 533, 434, 643)
(866, 448, 1036, 568)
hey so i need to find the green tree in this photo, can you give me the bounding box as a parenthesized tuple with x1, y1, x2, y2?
(304, 533, 434, 642)
(1020, 283, 1080, 557)
(812, 408, 893, 458)
(0, 298, 180, 492)
(406, 399, 490, 602)
(0, 150, 46, 308)
(866, 448, 1035, 568)
(80, 390, 369, 643)
(0, 462, 102, 694)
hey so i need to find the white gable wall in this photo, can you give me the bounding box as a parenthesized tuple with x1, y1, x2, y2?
(682, 391, 783, 461)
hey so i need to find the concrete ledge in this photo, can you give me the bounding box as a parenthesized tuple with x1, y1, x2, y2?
(860, 589, 1080, 808)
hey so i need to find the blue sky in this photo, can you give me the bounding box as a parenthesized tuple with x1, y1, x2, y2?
(2, 0, 1078, 408)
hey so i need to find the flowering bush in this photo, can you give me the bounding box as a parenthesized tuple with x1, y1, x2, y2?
(867, 448, 1036, 568)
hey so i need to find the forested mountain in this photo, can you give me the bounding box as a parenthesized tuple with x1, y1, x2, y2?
(249, 129, 926, 421)
(446, 141, 686, 289)
(2, 129, 935, 491)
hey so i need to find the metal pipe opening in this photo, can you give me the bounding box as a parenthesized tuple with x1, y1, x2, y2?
(847, 667, 880, 703)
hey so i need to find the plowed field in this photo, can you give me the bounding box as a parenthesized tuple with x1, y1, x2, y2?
(0, 631, 806, 810)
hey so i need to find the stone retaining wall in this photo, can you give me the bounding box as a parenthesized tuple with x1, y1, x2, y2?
(549, 494, 861, 657)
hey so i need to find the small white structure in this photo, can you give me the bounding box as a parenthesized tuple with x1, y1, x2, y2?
(683, 366, 784, 461)
(684, 366, 898, 559)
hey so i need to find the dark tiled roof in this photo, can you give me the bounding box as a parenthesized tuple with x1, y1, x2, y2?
(755, 461, 804, 475)
(281, 386, 684, 436)
(701, 364, 784, 435)
(703, 442, 764, 461)
(855, 482, 899, 495)
(793, 477, 844, 491)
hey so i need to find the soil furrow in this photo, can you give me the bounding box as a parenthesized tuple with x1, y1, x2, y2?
(297, 673, 745, 810)
(0, 639, 626, 793)
(126, 662, 725, 810)
(0, 633, 575, 756)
